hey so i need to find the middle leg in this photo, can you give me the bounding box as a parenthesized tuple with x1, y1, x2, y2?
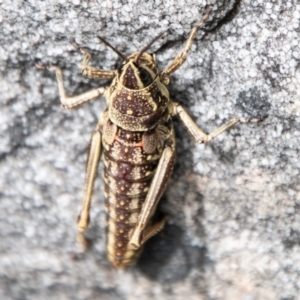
(172, 102, 263, 144)
(49, 65, 108, 109)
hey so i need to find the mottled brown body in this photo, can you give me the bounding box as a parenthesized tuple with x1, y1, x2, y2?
(102, 111, 174, 267)
(99, 57, 176, 266)
(45, 9, 262, 268)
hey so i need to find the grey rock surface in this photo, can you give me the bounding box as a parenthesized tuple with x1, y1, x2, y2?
(1, 0, 300, 299)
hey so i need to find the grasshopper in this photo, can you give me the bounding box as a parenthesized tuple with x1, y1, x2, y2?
(44, 10, 262, 268)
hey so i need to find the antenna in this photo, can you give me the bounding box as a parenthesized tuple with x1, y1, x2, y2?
(97, 36, 128, 61)
(135, 32, 164, 63)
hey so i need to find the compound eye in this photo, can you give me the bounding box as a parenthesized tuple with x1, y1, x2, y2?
(139, 68, 152, 87)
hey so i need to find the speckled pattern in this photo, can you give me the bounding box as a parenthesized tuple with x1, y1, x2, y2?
(103, 125, 164, 268)
(1, 0, 300, 299)
(101, 49, 175, 267)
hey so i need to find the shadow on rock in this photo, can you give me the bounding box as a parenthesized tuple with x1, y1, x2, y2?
(137, 224, 207, 282)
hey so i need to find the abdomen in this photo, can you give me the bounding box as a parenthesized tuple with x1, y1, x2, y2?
(102, 127, 161, 268)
